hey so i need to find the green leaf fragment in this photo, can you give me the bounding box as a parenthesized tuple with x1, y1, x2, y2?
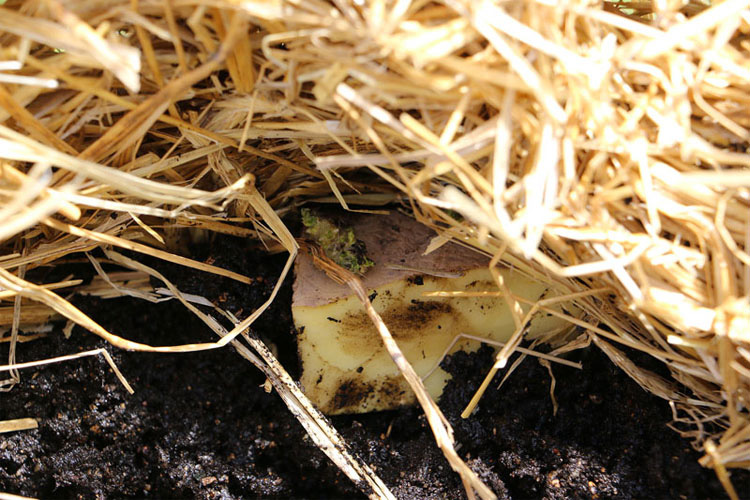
(301, 208, 374, 274)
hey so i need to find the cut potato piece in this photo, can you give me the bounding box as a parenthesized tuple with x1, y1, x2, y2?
(293, 212, 573, 414)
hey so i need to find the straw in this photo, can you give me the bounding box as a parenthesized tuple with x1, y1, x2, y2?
(1, 0, 749, 496)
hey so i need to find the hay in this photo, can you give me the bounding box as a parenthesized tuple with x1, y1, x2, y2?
(1, 0, 749, 497)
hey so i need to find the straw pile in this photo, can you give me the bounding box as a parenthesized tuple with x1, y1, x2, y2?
(1, 0, 749, 497)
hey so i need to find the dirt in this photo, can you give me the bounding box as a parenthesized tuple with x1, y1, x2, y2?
(1, 233, 749, 499)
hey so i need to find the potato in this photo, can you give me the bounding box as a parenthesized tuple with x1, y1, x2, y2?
(293, 211, 570, 414)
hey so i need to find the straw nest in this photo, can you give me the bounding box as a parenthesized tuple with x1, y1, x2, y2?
(1, 0, 749, 498)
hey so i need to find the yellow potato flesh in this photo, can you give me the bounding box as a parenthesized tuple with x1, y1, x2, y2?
(295, 266, 568, 414)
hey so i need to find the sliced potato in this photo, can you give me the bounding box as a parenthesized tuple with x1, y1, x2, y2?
(294, 212, 572, 414)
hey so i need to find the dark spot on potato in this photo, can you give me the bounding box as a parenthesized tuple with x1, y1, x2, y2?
(466, 280, 493, 289)
(339, 299, 453, 354)
(407, 275, 424, 286)
(397, 300, 452, 327)
(327, 316, 341, 323)
(380, 376, 411, 406)
(331, 378, 374, 412)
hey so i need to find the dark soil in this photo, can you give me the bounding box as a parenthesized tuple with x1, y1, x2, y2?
(1, 234, 748, 499)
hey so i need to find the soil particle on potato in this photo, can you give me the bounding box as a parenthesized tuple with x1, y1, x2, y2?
(1, 234, 749, 499)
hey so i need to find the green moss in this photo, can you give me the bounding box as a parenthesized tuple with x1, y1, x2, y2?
(301, 208, 374, 274)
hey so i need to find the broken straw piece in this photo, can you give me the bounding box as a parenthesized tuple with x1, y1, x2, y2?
(293, 211, 571, 414)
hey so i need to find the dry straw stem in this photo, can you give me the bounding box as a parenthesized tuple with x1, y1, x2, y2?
(0, 418, 38, 434)
(0, 492, 37, 500)
(0, 0, 749, 496)
(0, 347, 133, 394)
